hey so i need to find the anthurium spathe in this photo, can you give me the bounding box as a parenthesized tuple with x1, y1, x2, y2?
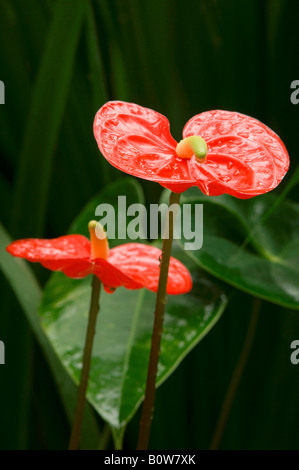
(6, 221, 192, 295)
(93, 101, 289, 198)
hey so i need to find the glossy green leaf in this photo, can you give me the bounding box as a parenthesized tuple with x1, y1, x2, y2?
(39, 262, 227, 435)
(163, 187, 299, 309)
(39, 179, 228, 437)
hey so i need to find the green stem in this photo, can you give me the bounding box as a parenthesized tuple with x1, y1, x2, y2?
(137, 191, 181, 450)
(209, 298, 261, 450)
(68, 275, 102, 450)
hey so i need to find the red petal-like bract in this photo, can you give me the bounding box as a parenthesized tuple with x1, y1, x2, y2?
(7, 237, 192, 295)
(93, 100, 178, 180)
(6, 235, 92, 275)
(107, 244, 192, 295)
(94, 101, 289, 198)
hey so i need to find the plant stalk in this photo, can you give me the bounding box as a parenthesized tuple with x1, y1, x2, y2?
(137, 191, 181, 450)
(68, 275, 102, 450)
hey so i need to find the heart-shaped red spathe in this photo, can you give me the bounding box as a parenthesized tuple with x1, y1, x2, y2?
(6, 235, 192, 295)
(94, 101, 289, 198)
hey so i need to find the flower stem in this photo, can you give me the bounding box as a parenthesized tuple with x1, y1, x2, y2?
(137, 191, 181, 450)
(68, 275, 102, 450)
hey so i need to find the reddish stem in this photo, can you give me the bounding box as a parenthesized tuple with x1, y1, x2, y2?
(137, 191, 181, 450)
(68, 275, 101, 450)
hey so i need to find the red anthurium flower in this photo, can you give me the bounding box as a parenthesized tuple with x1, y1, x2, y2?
(6, 222, 192, 295)
(94, 101, 289, 198)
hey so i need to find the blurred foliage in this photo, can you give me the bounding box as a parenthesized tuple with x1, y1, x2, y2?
(0, 0, 299, 449)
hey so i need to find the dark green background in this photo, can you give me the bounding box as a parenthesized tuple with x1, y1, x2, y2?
(0, 0, 299, 449)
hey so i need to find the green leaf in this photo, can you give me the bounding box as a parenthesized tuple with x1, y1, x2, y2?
(165, 187, 299, 309)
(39, 261, 227, 434)
(39, 179, 228, 437)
